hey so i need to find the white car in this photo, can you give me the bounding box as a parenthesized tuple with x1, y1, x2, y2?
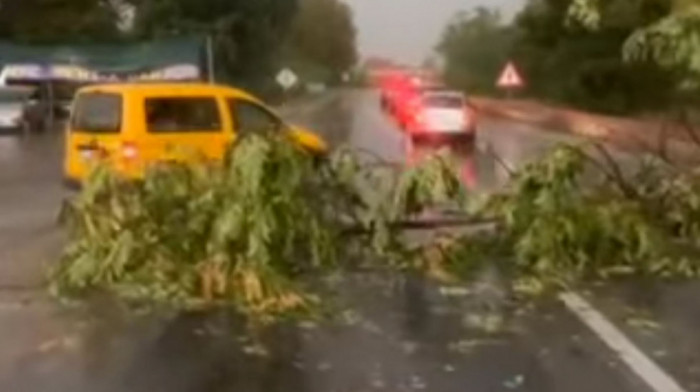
(0, 86, 35, 134)
(405, 89, 477, 142)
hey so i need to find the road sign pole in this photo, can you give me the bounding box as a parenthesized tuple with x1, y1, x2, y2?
(47, 81, 54, 132)
(280, 86, 289, 108)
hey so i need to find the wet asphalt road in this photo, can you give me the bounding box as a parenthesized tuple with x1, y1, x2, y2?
(0, 89, 690, 392)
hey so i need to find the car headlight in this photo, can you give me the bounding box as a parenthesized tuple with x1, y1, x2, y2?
(0, 115, 22, 126)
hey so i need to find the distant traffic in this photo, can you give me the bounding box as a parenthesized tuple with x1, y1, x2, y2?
(377, 68, 477, 145)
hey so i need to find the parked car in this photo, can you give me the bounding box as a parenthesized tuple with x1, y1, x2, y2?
(64, 82, 327, 186)
(0, 86, 36, 135)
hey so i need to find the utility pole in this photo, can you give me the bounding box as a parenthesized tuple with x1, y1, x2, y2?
(206, 35, 215, 83)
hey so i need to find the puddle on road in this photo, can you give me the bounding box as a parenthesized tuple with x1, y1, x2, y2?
(293, 91, 646, 194)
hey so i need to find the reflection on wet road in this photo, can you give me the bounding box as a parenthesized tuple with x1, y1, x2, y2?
(302, 89, 634, 192)
(5, 276, 646, 392)
(0, 131, 66, 291)
(0, 89, 677, 392)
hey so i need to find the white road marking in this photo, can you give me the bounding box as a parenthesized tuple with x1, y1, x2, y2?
(560, 292, 687, 392)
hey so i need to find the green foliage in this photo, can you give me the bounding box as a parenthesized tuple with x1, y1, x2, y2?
(513, 0, 675, 113)
(476, 145, 700, 292)
(53, 133, 700, 319)
(0, 0, 347, 97)
(436, 0, 677, 113)
(129, 0, 359, 93)
(131, 0, 299, 92)
(53, 135, 465, 322)
(567, 0, 602, 30)
(487, 147, 661, 287)
(285, 0, 358, 84)
(55, 135, 341, 319)
(436, 8, 515, 95)
(624, 7, 700, 90)
(0, 0, 122, 42)
(392, 151, 466, 218)
(568, 0, 700, 92)
(0, 0, 359, 95)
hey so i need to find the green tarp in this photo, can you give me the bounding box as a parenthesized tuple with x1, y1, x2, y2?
(0, 37, 205, 73)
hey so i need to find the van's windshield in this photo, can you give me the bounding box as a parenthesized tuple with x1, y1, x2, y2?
(71, 93, 122, 133)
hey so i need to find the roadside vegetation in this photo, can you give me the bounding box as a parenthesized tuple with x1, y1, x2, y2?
(438, 0, 698, 115)
(284, 0, 358, 86)
(52, 134, 465, 322)
(0, 0, 357, 96)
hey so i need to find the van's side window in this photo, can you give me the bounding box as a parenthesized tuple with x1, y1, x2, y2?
(228, 99, 282, 136)
(146, 97, 221, 133)
(72, 93, 122, 133)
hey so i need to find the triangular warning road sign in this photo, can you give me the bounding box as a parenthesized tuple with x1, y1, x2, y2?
(497, 62, 524, 89)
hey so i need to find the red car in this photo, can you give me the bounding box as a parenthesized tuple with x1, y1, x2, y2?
(379, 71, 415, 114)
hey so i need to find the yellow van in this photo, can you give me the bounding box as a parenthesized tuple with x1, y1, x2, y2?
(63, 82, 327, 185)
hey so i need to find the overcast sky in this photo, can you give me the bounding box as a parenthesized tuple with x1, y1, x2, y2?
(345, 0, 525, 65)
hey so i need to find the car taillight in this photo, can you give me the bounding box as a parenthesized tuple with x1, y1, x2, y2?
(464, 112, 472, 128)
(409, 97, 421, 112)
(122, 142, 139, 160)
(463, 105, 475, 127)
(415, 109, 428, 130)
